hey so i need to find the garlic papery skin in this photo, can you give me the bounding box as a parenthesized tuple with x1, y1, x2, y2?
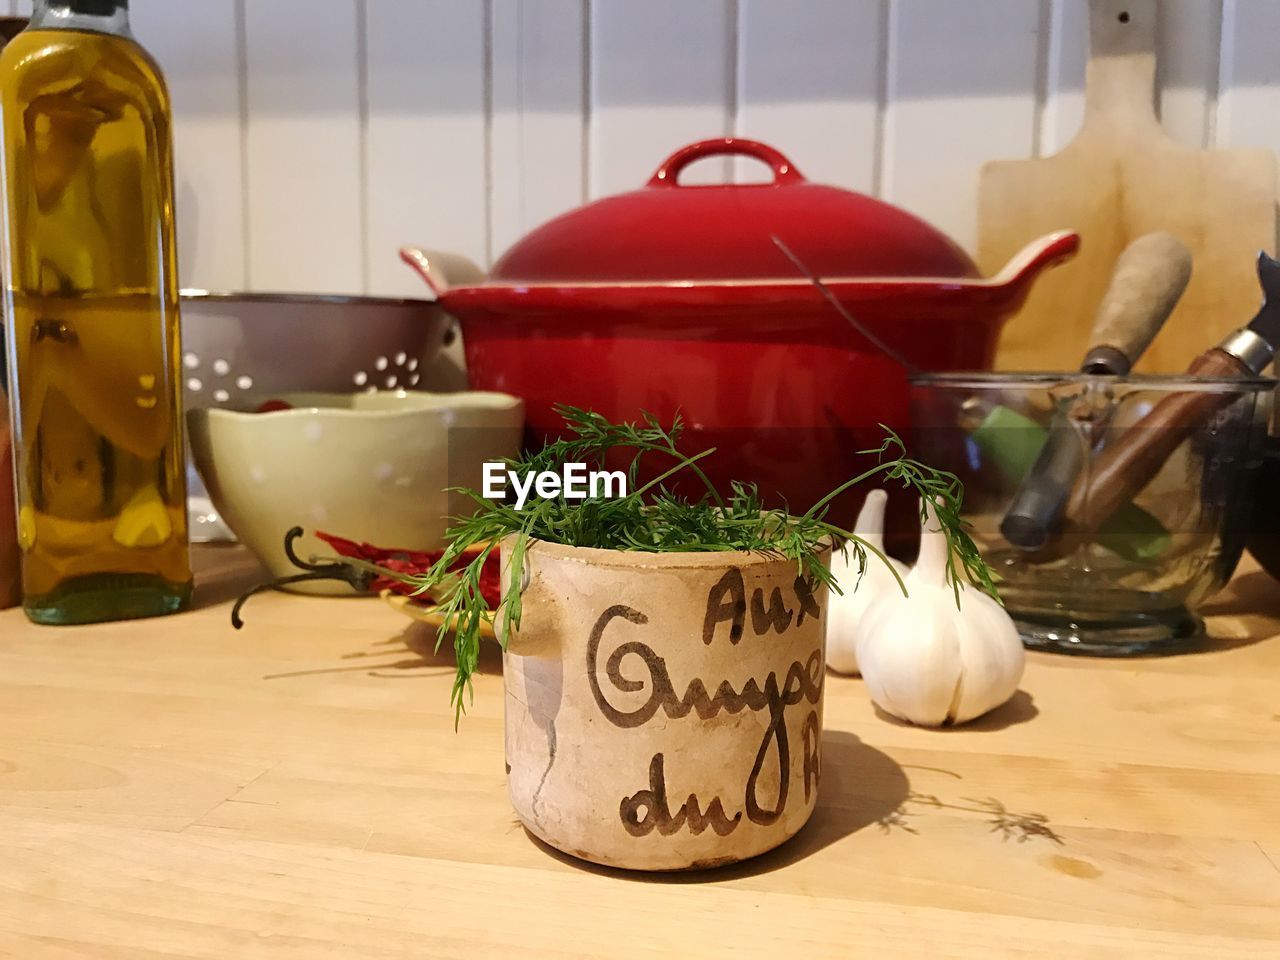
(826, 490, 908, 676)
(857, 499, 1025, 726)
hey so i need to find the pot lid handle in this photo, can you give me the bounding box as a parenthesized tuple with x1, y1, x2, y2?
(646, 138, 806, 188)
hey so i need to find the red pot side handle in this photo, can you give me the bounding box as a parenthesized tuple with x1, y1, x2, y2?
(646, 138, 807, 188)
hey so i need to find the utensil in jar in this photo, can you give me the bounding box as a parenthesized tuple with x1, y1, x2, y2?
(1034, 252, 1280, 562)
(1245, 434, 1280, 583)
(769, 235, 919, 376)
(1000, 233, 1192, 550)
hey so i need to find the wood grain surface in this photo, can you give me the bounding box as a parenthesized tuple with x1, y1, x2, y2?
(1, 545, 1279, 958)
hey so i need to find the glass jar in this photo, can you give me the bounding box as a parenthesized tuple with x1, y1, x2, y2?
(910, 373, 1273, 654)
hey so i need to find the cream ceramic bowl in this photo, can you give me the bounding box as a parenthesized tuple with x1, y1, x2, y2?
(188, 391, 524, 594)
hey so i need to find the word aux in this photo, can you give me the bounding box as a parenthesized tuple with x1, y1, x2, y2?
(587, 566, 823, 840)
(482, 462, 627, 510)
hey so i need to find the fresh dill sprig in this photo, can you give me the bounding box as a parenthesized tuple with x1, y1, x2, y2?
(384, 407, 997, 726)
(803, 428, 1000, 606)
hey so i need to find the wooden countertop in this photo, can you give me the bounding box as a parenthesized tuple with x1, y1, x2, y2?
(2, 546, 1279, 958)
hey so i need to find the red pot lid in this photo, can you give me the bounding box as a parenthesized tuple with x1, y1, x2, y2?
(488, 138, 980, 284)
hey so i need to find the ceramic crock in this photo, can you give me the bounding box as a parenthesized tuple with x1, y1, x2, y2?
(500, 536, 830, 871)
(401, 138, 1077, 537)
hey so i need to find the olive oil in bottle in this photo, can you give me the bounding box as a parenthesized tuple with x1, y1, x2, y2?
(0, 0, 192, 624)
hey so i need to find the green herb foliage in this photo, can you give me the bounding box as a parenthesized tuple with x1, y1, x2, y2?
(394, 406, 997, 725)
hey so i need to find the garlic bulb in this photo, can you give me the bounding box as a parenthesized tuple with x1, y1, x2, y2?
(826, 490, 908, 675)
(857, 500, 1025, 726)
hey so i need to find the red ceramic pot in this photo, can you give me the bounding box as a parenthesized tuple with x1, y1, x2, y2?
(403, 138, 1076, 529)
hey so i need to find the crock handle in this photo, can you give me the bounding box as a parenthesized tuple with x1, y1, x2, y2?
(647, 138, 806, 187)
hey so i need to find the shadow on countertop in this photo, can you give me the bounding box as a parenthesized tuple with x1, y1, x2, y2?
(1196, 570, 1280, 652)
(261, 618, 502, 682)
(394, 620, 504, 677)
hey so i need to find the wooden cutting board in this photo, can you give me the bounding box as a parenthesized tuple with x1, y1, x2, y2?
(979, 0, 1277, 373)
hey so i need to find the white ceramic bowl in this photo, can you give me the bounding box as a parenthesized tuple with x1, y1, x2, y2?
(188, 391, 524, 594)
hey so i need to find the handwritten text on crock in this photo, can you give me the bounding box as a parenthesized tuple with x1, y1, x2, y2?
(586, 569, 823, 839)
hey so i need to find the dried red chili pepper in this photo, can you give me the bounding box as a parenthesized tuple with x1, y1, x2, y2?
(315, 531, 502, 606)
(231, 528, 504, 630)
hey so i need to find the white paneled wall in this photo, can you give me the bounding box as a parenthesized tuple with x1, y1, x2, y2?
(882, 1, 1042, 247)
(365, 1, 489, 296)
(735, 2, 882, 191)
(490, 0, 585, 260)
(241, 1, 365, 294)
(42, 0, 1278, 296)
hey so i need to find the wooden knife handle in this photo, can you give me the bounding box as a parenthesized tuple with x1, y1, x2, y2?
(1087, 232, 1192, 367)
(1065, 348, 1251, 534)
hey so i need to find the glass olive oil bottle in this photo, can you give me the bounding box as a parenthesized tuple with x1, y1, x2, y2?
(0, 0, 191, 624)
